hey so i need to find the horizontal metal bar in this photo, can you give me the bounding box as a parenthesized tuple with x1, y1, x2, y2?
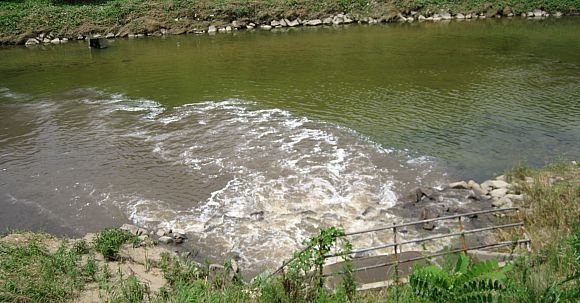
(325, 221, 524, 258)
(344, 207, 519, 237)
(323, 239, 530, 277)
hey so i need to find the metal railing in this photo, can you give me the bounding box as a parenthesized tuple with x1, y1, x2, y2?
(273, 207, 531, 281)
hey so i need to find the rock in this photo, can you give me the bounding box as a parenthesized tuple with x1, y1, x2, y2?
(156, 229, 168, 237)
(449, 181, 469, 189)
(50, 38, 60, 44)
(61, 38, 68, 42)
(246, 25, 254, 30)
(260, 25, 272, 30)
(419, 207, 439, 220)
(467, 191, 481, 200)
(362, 206, 378, 217)
(271, 20, 280, 27)
(173, 229, 187, 238)
(456, 13, 465, 19)
(209, 263, 224, 272)
(42, 38, 51, 43)
(207, 25, 217, 33)
(322, 17, 333, 25)
(418, 15, 426, 21)
(218, 27, 227, 32)
(285, 19, 299, 27)
(397, 13, 407, 22)
(229, 259, 240, 279)
(332, 16, 344, 25)
(465, 13, 472, 19)
(138, 235, 149, 241)
(105, 33, 115, 39)
(490, 188, 508, 198)
(120, 224, 139, 235)
(527, 12, 534, 17)
(278, 19, 287, 27)
(440, 12, 452, 20)
(505, 194, 524, 201)
(77, 35, 85, 40)
(225, 26, 232, 31)
(492, 196, 512, 208)
(507, 13, 514, 17)
(495, 175, 506, 182)
(25, 38, 39, 46)
(343, 15, 353, 23)
(555, 11, 563, 17)
(406, 187, 434, 203)
(481, 180, 510, 191)
(306, 19, 322, 26)
(467, 180, 488, 196)
(533, 9, 544, 17)
(160, 28, 168, 35)
(232, 20, 240, 28)
(158, 236, 173, 244)
(423, 222, 436, 231)
(250, 211, 264, 221)
(406, 17, 414, 22)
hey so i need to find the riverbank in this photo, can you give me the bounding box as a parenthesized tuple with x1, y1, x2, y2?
(1, 161, 578, 302)
(1, 0, 579, 45)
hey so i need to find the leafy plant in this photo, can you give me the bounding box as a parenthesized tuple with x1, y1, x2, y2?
(409, 253, 512, 303)
(93, 228, 137, 261)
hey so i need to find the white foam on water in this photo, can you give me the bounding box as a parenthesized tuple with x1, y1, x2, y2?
(1, 88, 449, 271)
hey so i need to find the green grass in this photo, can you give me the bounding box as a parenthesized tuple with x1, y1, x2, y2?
(93, 228, 138, 261)
(0, 234, 96, 303)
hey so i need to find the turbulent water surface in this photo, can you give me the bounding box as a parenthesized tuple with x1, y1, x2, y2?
(1, 18, 579, 271)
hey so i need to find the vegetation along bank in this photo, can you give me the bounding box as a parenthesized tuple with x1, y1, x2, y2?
(1, 161, 578, 302)
(1, 0, 579, 45)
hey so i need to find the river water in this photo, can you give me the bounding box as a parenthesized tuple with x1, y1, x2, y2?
(1, 18, 579, 271)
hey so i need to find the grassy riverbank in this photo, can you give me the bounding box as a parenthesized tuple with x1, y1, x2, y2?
(1, 0, 579, 44)
(1, 161, 578, 302)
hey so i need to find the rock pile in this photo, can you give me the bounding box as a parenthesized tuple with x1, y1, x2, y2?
(22, 8, 568, 47)
(447, 175, 526, 209)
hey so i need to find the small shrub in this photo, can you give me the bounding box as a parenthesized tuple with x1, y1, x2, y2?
(93, 228, 137, 261)
(409, 253, 513, 303)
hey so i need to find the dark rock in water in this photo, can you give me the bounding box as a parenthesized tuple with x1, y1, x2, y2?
(89, 38, 107, 49)
(406, 187, 434, 203)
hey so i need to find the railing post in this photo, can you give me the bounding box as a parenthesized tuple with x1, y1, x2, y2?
(392, 224, 399, 282)
(458, 216, 467, 253)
